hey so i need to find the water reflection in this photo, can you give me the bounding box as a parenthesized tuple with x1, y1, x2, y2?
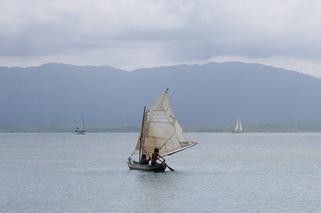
(130, 171, 186, 211)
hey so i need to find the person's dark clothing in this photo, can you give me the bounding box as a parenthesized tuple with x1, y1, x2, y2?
(151, 152, 159, 166)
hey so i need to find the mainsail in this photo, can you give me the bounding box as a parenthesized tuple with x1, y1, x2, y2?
(75, 115, 86, 134)
(239, 120, 243, 132)
(80, 116, 85, 131)
(131, 89, 197, 159)
(234, 118, 243, 132)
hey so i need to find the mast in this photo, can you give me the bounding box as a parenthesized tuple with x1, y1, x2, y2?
(138, 106, 146, 161)
(81, 115, 85, 131)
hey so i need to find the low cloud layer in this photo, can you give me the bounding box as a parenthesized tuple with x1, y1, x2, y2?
(1, 0, 321, 76)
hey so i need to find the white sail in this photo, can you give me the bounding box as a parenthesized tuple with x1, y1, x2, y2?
(233, 118, 243, 132)
(80, 116, 85, 131)
(234, 119, 239, 131)
(75, 115, 86, 134)
(132, 90, 197, 158)
(239, 120, 243, 132)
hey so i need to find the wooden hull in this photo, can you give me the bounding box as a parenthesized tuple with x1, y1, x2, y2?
(128, 161, 167, 172)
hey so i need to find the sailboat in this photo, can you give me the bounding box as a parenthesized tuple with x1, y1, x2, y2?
(233, 118, 243, 133)
(74, 116, 86, 135)
(128, 89, 198, 172)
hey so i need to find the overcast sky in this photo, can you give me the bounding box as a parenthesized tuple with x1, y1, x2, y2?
(1, 0, 321, 77)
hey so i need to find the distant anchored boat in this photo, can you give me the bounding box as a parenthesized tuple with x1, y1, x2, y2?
(75, 116, 86, 135)
(233, 118, 243, 133)
(128, 89, 198, 172)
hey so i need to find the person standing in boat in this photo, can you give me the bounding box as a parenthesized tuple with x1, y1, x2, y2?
(140, 154, 150, 165)
(151, 148, 159, 166)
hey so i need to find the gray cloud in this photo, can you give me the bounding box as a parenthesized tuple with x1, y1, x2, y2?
(0, 0, 321, 76)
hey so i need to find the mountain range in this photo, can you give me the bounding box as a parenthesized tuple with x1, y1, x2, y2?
(1, 62, 321, 132)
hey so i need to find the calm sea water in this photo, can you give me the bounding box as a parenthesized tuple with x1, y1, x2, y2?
(1, 132, 321, 213)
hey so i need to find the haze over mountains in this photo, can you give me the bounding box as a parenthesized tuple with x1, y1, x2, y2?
(1, 62, 321, 132)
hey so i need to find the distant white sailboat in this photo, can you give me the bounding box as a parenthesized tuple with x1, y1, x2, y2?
(75, 116, 86, 135)
(233, 118, 243, 133)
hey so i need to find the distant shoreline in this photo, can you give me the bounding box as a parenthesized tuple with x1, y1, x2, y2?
(1, 124, 321, 133)
(1, 130, 321, 133)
